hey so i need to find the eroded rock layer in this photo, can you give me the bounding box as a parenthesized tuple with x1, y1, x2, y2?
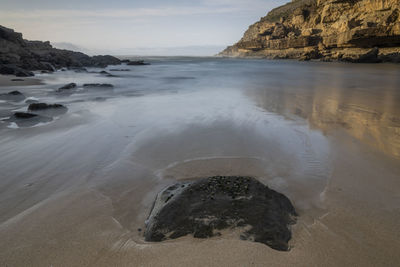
(219, 0, 400, 62)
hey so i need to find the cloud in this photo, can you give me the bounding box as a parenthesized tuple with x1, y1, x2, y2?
(0, 6, 244, 20)
(0, 0, 286, 20)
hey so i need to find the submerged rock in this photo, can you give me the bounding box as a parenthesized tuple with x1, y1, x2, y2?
(58, 83, 77, 91)
(14, 112, 37, 119)
(99, 70, 118, 77)
(83, 83, 114, 88)
(28, 103, 66, 110)
(28, 102, 68, 116)
(0, 90, 25, 101)
(145, 176, 297, 251)
(6, 112, 53, 127)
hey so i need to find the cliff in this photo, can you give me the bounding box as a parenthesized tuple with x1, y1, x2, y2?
(219, 0, 400, 62)
(0, 25, 121, 76)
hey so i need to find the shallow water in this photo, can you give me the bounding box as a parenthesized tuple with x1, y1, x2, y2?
(0, 58, 400, 265)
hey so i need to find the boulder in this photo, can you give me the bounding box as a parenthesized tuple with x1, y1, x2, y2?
(145, 176, 297, 251)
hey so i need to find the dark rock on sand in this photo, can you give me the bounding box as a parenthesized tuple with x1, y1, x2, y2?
(0, 90, 25, 101)
(11, 79, 24, 81)
(145, 176, 297, 251)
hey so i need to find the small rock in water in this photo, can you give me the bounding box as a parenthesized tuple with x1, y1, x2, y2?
(28, 103, 66, 111)
(145, 176, 297, 251)
(58, 83, 77, 91)
(7, 112, 53, 127)
(14, 112, 38, 119)
(0, 90, 26, 101)
(83, 83, 114, 88)
(126, 60, 150, 66)
(28, 103, 68, 117)
(8, 91, 23, 95)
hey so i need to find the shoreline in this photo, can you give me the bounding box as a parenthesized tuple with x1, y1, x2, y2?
(0, 59, 399, 266)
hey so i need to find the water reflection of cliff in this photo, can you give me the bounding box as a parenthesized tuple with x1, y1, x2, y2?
(248, 64, 400, 159)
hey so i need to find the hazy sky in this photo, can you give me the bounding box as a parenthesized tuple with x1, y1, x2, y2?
(1, 0, 288, 55)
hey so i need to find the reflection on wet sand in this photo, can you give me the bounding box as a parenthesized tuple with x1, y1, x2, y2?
(249, 63, 400, 159)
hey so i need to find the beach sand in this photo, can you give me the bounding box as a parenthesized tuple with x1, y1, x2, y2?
(0, 61, 399, 266)
(0, 139, 399, 267)
(0, 74, 43, 87)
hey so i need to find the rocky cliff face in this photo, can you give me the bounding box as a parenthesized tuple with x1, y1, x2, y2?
(0, 25, 121, 76)
(219, 0, 400, 62)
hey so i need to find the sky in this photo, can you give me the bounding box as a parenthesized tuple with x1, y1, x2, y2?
(1, 0, 288, 56)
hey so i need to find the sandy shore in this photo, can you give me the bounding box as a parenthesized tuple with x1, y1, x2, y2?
(0, 74, 43, 87)
(0, 138, 399, 267)
(0, 60, 399, 266)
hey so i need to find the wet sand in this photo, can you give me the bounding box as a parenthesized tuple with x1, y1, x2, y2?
(0, 59, 399, 266)
(0, 74, 43, 87)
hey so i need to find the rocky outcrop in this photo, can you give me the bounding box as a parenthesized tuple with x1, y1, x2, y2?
(145, 176, 297, 251)
(219, 0, 400, 62)
(0, 25, 121, 75)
